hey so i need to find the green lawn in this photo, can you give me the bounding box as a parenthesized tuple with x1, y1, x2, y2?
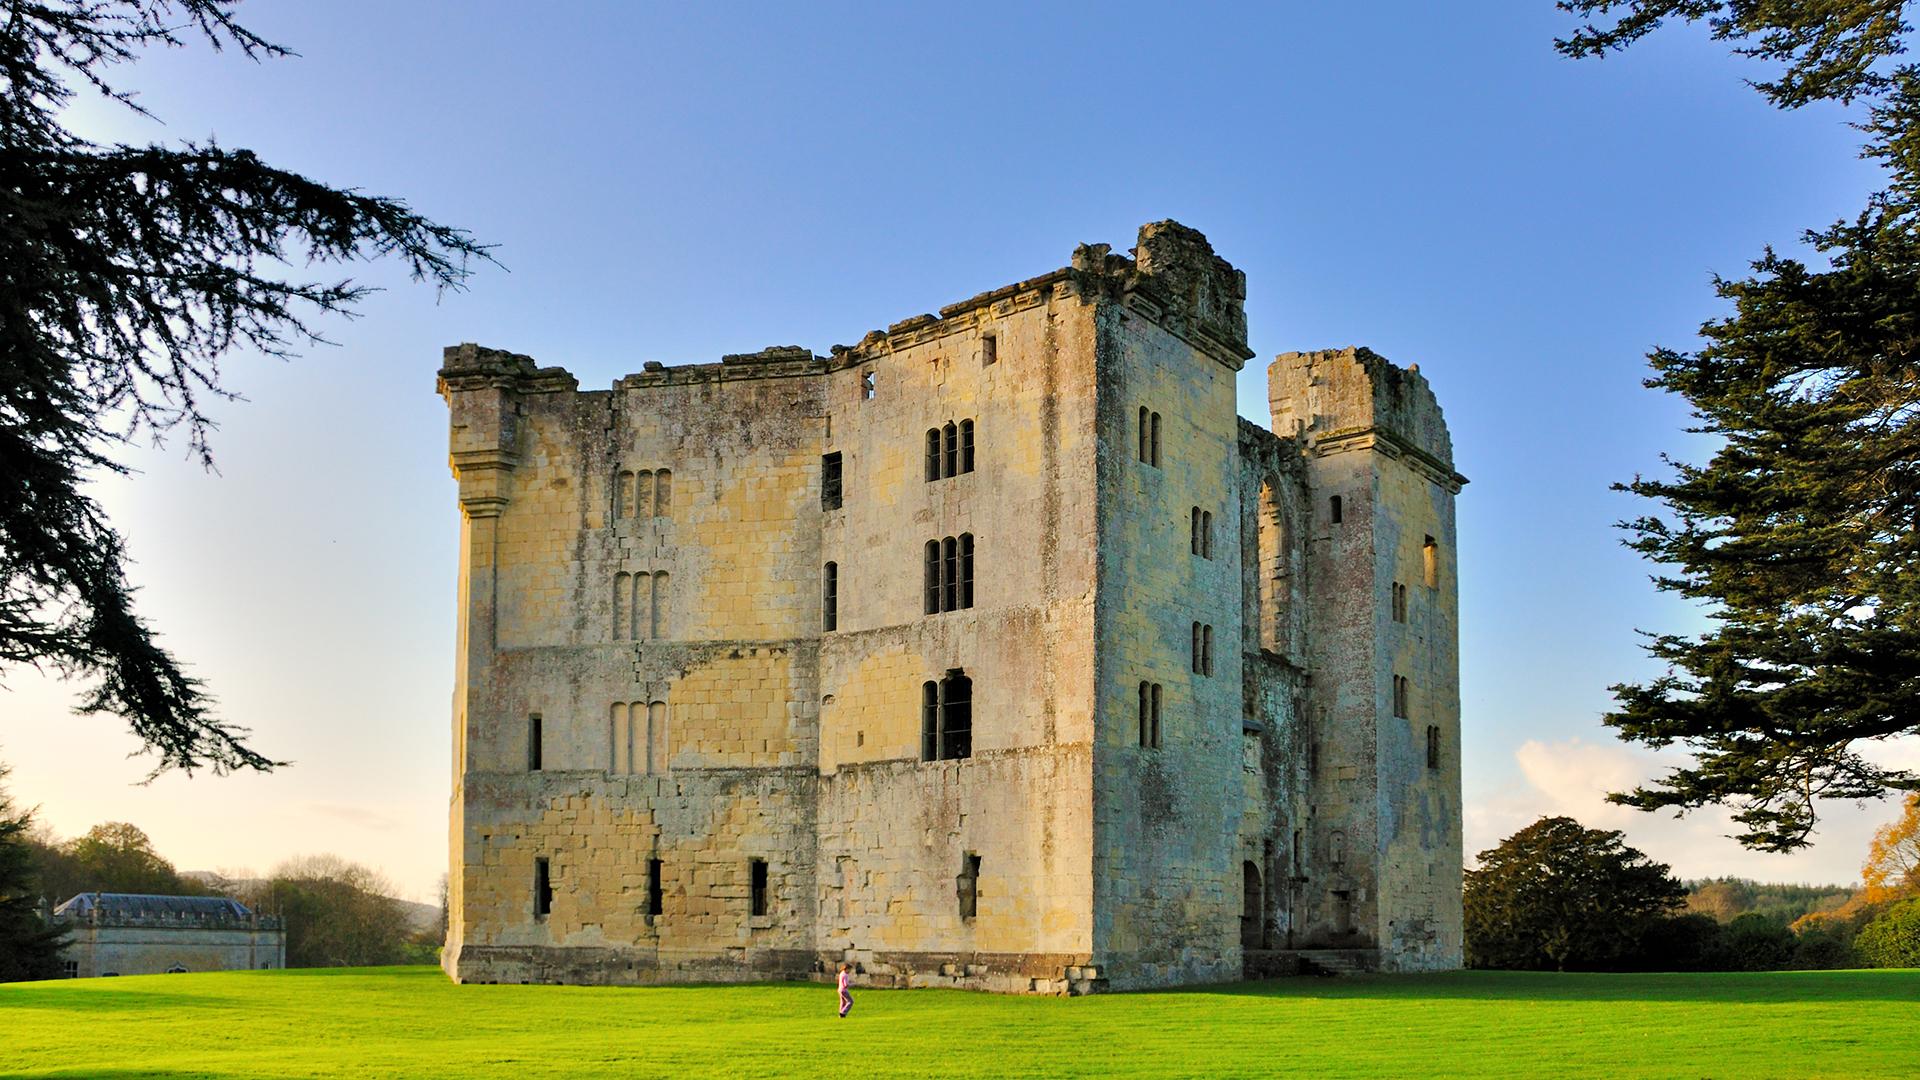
(2, 966, 1916, 1079)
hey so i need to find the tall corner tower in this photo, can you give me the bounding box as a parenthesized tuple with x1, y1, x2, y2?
(1270, 346, 1465, 971)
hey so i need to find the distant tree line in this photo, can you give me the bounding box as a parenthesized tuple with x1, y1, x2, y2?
(0, 776, 438, 979)
(1467, 800, 1920, 971)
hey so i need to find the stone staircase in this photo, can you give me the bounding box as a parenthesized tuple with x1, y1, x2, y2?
(1292, 949, 1380, 976)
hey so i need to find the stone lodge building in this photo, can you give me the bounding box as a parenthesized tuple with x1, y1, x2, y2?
(438, 221, 1465, 993)
(54, 893, 285, 978)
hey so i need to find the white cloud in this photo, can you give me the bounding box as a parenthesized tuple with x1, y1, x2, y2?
(1466, 735, 1908, 886)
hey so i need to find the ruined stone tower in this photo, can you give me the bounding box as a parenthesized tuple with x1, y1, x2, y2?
(437, 221, 1465, 992)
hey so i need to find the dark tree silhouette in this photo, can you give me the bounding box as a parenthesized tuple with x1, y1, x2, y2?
(1465, 816, 1687, 970)
(0, 2, 490, 775)
(0, 764, 67, 981)
(1552, 1, 1920, 848)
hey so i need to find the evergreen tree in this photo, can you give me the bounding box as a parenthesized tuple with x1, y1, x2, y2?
(1465, 816, 1687, 970)
(0, 764, 66, 982)
(1552, 1, 1920, 848)
(0, 2, 488, 774)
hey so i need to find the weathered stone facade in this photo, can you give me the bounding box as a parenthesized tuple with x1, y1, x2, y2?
(438, 222, 1465, 993)
(54, 893, 285, 977)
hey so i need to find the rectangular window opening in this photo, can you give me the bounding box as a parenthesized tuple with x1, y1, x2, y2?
(924, 541, 941, 615)
(822, 562, 838, 632)
(534, 857, 552, 919)
(921, 681, 939, 761)
(821, 452, 843, 511)
(941, 670, 972, 760)
(1150, 411, 1162, 467)
(958, 853, 982, 920)
(1426, 725, 1441, 770)
(645, 858, 664, 916)
(981, 334, 997, 367)
(861, 371, 876, 400)
(749, 858, 769, 918)
(527, 714, 543, 772)
(1330, 495, 1343, 524)
(1423, 535, 1438, 588)
(960, 419, 974, 473)
(959, 533, 974, 609)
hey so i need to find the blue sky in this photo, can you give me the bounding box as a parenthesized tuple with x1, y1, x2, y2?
(6, 1, 1912, 898)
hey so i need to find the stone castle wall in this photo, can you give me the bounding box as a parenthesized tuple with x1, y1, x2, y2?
(440, 223, 1464, 992)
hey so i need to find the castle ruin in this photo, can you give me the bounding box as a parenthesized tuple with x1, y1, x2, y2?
(438, 221, 1465, 992)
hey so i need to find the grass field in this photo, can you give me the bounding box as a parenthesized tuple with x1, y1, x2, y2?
(3, 966, 1916, 1079)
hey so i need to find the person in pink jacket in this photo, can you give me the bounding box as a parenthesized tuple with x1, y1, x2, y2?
(837, 963, 853, 1018)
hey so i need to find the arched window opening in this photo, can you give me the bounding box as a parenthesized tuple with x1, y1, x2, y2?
(1149, 412, 1162, 467)
(650, 572, 669, 639)
(959, 533, 974, 609)
(942, 422, 958, 479)
(926, 429, 942, 482)
(920, 671, 973, 761)
(653, 470, 671, 516)
(635, 471, 653, 521)
(960, 420, 975, 474)
(615, 470, 634, 520)
(942, 537, 958, 613)
(1191, 622, 1202, 674)
(1138, 406, 1150, 463)
(924, 541, 941, 614)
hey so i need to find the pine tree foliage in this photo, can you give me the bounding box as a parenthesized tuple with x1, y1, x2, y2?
(1552, 1, 1920, 849)
(0, 2, 489, 775)
(0, 764, 67, 982)
(1464, 816, 1687, 971)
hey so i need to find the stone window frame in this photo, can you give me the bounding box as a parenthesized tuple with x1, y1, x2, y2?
(1138, 407, 1163, 467)
(822, 561, 838, 632)
(923, 534, 975, 614)
(1391, 581, 1408, 623)
(1138, 681, 1162, 748)
(748, 858, 770, 920)
(821, 452, 843, 511)
(1393, 674, 1410, 719)
(1423, 535, 1439, 588)
(534, 856, 553, 920)
(1426, 724, 1441, 770)
(924, 419, 977, 482)
(920, 669, 973, 762)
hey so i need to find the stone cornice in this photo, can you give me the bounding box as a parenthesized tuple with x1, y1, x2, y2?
(1310, 427, 1469, 492)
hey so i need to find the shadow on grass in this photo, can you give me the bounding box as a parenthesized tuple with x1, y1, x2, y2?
(1191, 969, 1920, 1004)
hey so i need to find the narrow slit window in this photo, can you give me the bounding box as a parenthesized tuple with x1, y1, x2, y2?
(821, 452, 843, 511)
(958, 853, 982, 919)
(924, 541, 941, 615)
(1150, 412, 1162, 467)
(534, 857, 552, 919)
(528, 714, 543, 772)
(1330, 495, 1343, 524)
(1202, 511, 1213, 559)
(1139, 681, 1150, 746)
(749, 858, 769, 918)
(960, 419, 974, 474)
(822, 562, 838, 632)
(1191, 622, 1202, 674)
(1201, 625, 1214, 676)
(1150, 683, 1162, 746)
(981, 334, 997, 367)
(921, 681, 939, 761)
(1139, 406, 1150, 463)
(1423, 535, 1438, 588)
(1191, 507, 1202, 555)
(926, 429, 942, 482)
(959, 533, 974, 609)
(943, 422, 958, 479)
(645, 858, 663, 916)
(615, 470, 634, 520)
(1393, 675, 1410, 719)
(1392, 582, 1408, 623)
(942, 536, 958, 613)
(1426, 724, 1441, 770)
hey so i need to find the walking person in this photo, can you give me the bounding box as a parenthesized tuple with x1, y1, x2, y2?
(837, 963, 854, 1018)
